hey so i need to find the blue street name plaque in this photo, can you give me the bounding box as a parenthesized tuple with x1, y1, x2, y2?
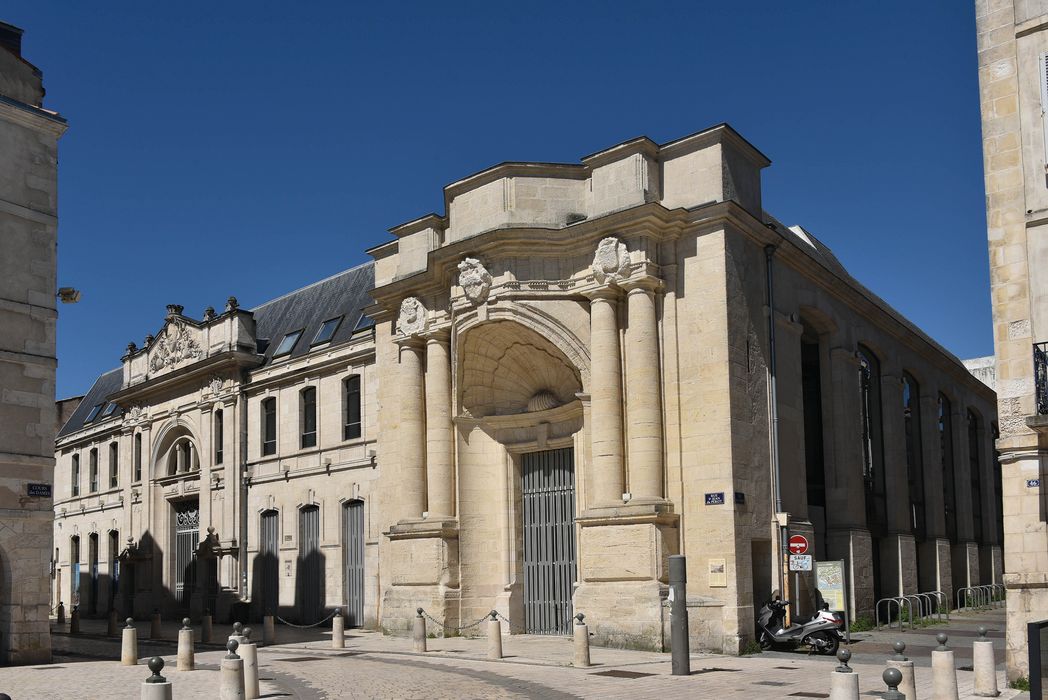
(27, 483, 52, 498)
(704, 492, 725, 506)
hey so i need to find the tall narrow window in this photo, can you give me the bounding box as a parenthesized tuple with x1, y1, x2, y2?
(992, 423, 1003, 545)
(262, 398, 277, 456)
(858, 346, 887, 535)
(344, 375, 361, 441)
(301, 387, 317, 449)
(939, 394, 957, 543)
(133, 433, 142, 482)
(108, 441, 118, 489)
(968, 410, 984, 543)
(902, 373, 925, 541)
(72, 454, 80, 497)
(89, 448, 99, 493)
(214, 409, 224, 465)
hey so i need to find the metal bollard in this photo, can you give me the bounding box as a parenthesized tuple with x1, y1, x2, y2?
(107, 608, 119, 637)
(201, 610, 213, 644)
(669, 554, 690, 676)
(56, 601, 65, 625)
(141, 657, 173, 700)
(882, 667, 905, 700)
(487, 611, 503, 660)
(177, 617, 195, 671)
(887, 641, 917, 700)
(150, 609, 162, 639)
(332, 610, 345, 649)
(220, 639, 245, 700)
(69, 605, 80, 634)
(262, 613, 275, 647)
(241, 627, 259, 700)
(973, 626, 1000, 697)
(830, 649, 859, 700)
(122, 617, 139, 666)
(412, 608, 427, 653)
(573, 613, 591, 668)
(931, 633, 959, 700)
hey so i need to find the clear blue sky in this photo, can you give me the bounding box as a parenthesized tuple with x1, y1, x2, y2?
(6, 1, 990, 399)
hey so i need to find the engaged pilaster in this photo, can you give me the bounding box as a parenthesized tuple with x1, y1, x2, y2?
(399, 340, 427, 519)
(425, 332, 454, 517)
(587, 289, 625, 505)
(623, 279, 664, 502)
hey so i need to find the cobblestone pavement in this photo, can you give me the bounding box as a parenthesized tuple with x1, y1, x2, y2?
(0, 609, 1017, 699)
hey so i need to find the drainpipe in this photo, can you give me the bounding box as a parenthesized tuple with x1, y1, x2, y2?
(238, 389, 249, 600)
(764, 243, 787, 601)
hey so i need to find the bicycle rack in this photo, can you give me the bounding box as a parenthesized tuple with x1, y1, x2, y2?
(957, 586, 987, 611)
(926, 590, 948, 621)
(875, 597, 903, 630)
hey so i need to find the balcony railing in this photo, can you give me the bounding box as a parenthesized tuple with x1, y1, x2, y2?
(1035, 342, 1048, 415)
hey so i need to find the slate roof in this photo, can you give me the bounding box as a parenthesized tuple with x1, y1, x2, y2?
(57, 262, 376, 439)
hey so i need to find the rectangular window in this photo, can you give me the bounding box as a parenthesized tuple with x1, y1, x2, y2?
(312, 317, 342, 346)
(262, 398, 277, 456)
(72, 454, 80, 497)
(102, 402, 118, 418)
(133, 433, 142, 482)
(84, 404, 104, 423)
(301, 387, 317, 449)
(214, 410, 224, 464)
(109, 442, 118, 489)
(89, 448, 98, 493)
(353, 313, 375, 332)
(344, 375, 362, 441)
(273, 330, 303, 358)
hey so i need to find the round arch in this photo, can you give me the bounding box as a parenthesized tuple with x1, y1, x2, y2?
(149, 417, 202, 480)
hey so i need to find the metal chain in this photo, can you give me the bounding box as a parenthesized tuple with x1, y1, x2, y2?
(275, 609, 339, 629)
(418, 608, 491, 633)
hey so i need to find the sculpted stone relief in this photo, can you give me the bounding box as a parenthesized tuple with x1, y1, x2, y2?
(148, 320, 202, 372)
(396, 296, 428, 337)
(591, 236, 631, 285)
(457, 257, 492, 304)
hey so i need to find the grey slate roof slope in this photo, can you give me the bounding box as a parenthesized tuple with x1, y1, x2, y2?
(57, 261, 376, 439)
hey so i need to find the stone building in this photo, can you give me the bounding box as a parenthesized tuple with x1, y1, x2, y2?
(975, 0, 1048, 681)
(55, 124, 1000, 653)
(0, 22, 66, 664)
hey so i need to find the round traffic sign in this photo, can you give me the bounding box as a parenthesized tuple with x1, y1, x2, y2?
(788, 534, 809, 555)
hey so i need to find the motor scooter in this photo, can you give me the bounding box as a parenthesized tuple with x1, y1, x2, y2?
(755, 597, 843, 655)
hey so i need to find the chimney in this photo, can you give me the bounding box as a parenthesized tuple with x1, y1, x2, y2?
(0, 21, 24, 58)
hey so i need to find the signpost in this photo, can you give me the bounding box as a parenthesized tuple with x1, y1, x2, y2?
(816, 559, 850, 643)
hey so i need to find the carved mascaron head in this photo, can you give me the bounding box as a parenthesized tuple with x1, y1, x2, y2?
(396, 296, 427, 337)
(591, 237, 631, 285)
(457, 257, 492, 304)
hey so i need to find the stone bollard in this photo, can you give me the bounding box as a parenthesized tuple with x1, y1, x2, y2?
(229, 620, 246, 646)
(487, 611, 503, 660)
(262, 613, 275, 647)
(177, 617, 195, 671)
(108, 608, 119, 637)
(829, 649, 859, 700)
(150, 609, 162, 639)
(70, 605, 80, 634)
(573, 613, 590, 668)
(412, 608, 427, 653)
(241, 627, 259, 700)
(57, 601, 65, 625)
(931, 633, 960, 700)
(332, 610, 345, 649)
(201, 610, 213, 644)
(887, 641, 917, 700)
(973, 626, 1000, 697)
(220, 639, 245, 700)
(141, 656, 173, 700)
(122, 617, 139, 666)
(882, 667, 905, 700)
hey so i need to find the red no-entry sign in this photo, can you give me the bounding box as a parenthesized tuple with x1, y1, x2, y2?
(788, 534, 809, 555)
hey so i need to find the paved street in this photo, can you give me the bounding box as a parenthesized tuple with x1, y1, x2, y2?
(0, 609, 1021, 699)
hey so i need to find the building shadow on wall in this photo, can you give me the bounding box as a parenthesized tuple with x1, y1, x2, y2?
(295, 548, 326, 625)
(250, 550, 279, 623)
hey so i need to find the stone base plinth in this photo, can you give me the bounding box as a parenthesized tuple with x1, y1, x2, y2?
(879, 533, 917, 598)
(952, 541, 981, 595)
(826, 528, 874, 620)
(380, 518, 460, 635)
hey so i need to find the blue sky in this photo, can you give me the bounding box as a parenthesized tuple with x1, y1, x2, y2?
(6, 2, 990, 398)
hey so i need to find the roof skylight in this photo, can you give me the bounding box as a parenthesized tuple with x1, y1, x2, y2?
(273, 329, 303, 357)
(312, 317, 342, 345)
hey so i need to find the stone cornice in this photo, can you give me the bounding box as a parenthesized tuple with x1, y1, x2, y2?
(109, 350, 262, 405)
(0, 95, 66, 136)
(0, 194, 57, 224)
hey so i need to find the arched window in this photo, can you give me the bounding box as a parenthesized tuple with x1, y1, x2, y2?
(214, 409, 224, 464)
(938, 394, 957, 543)
(262, 397, 277, 456)
(968, 410, 984, 543)
(165, 438, 198, 475)
(301, 387, 317, 449)
(858, 346, 887, 534)
(71, 454, 80, 497)
(89, 448, 99, 493)
(133, 433, 142, 482)
(108, 442, 119, 489)
(902, 373, 925, 540)
(343, 375, 361, 441)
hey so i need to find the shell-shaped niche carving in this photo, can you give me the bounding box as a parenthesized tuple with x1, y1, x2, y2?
(460, 321, 581, 418)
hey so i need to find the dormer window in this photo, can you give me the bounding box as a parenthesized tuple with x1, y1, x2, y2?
(102, 402, 118, 418)
(273, 330, 303, 358)
(353, 314, 374, 333)
(84, 403, 105, 423)
(311, 317, 342, 346)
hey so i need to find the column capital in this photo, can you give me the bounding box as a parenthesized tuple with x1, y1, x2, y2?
(620, 275, 664, 295)
(421, 328, 451, 344)
(395, 336, 426, 351)
(582, 286, 622, 303)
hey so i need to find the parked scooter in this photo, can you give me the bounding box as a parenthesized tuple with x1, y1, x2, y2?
(755, 596, 843, 655)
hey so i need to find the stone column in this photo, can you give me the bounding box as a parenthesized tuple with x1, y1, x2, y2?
(587, 290, 625, 506)
(624, 282, 664, 502)
(425, 334, 454, 517)
(879, 370, 917, 596)
(399, 341, 427, 519)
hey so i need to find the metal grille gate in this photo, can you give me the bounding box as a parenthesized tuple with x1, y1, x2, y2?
(522, 448, 577, 635)
(343, 500, 365, 626)
(260, 511, 279, 615)
(298, 505, 322, 623)
(174, 501, 199, 607)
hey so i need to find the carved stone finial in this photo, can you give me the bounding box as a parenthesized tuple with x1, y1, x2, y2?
(165, 304, 184, 319)
(591, 236, 631, 285)
(144, 333, 154, 347)
(125, 341, 137, 355)
(225, 296, 239, 313)
(457, 257, 492, 305)
(396, 296, 427, 337)
(203, 306, 216, 321)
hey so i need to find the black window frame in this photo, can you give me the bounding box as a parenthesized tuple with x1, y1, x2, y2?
(262, 397, 277, 456)
(133, 433, 142, 482)
(214, 409, 224, 465)
(89, 448, 99, 493)
(301, 387, 317, 449)
(84, 403, 104, 423)
(272, 330, 303, 358)
(108, 441, 118, 489)
(72, 454, 80, 497)
(311, 317, 343, 346)
(343, 375, 362, 441)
